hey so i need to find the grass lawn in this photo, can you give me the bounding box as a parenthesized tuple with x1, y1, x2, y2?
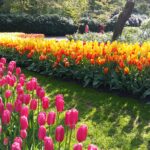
(24, 69, 150, 150)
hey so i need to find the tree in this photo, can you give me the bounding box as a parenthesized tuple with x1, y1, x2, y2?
(112, 0, 135, 41)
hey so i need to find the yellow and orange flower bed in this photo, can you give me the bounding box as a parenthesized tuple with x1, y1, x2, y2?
(0, 33, 150, 99)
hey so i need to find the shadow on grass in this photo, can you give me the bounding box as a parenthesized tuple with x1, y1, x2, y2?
(24, 70, 150, 149)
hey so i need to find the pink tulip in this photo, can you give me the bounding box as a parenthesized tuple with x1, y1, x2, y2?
(6, 102, 13, 113)
(20, 116, 28, 130)
(16, 67, 21, 75)
(3, 137, 9, 145)
(0, 102, 4, 116)
(14, 137, 22, 148)
(2, 109, 11, 124)
(73, 143, 83, 150)
(38, 88, 45, 99)
(38, 112, 46, 126)
(11, 142, 21, 150)
(44, 136, 54, 150)
(77, 124, 88, 142)
(20, 106, 29, 117)
(5, 90, 12, 99)
(42, 96, 50, 110)
(19, 77, 25, 86)
(88, 144, 99, 150)
(30, 99, 38, 110)
(55, 125, 65, 142)
(55, 94, 64, 112)
(20, 130, 27, 139)
(23, 94, 30, 105)
(47, 111, 56, 125)
(14, 100, 22, 113)
(38, 125, 46, 140)
(0, 57, 6, 64)
(65, 109, 78, 129)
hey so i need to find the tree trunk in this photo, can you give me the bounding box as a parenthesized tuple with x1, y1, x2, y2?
(112, 0, 135, 41)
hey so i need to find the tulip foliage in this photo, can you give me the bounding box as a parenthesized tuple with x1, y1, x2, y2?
(0, 33, 150, 99)
(0, 57, 99, 150)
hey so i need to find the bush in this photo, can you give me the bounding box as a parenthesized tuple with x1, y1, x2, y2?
(105, 13, 148, 32)
(141, 18, 150, 30)
(0, 14, 77, 36)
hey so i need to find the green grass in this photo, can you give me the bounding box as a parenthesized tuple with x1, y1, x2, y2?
(24, 69, 150, 150)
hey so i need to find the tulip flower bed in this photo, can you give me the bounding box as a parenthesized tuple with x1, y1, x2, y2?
(0, 57, 98, 150)
(0, 33, 150, 100)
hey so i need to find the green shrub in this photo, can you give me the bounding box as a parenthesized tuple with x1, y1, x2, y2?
(141, 19, 150, 30)
(0, 14, 77, 36)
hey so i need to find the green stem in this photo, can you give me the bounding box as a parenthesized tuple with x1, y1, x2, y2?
(68, 129, 72, 150)
(64, 127, 68, 150)
(58, 142, 61, 150)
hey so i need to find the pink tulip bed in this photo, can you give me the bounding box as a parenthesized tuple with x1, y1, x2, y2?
(0, 57, 98, 150)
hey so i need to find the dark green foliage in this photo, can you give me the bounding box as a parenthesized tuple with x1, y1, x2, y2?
(0, 14, 77, 36)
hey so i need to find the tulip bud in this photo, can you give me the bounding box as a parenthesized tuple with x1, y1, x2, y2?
(2, 109, 11, 124)
(38, 112, 46, 126)
(14, 137, 22, 148)
(5, 90, 12, 99)
(55, 125, 65, 142)
(76, 124, 88, 142)
(6, 102, 13, 113)
(20, 130, 27, 139)
(14, 100, 22, 113)
(73, 143, 83, 150)
(88, 144, 99, 150)
(47, 111, 56, 125)
(30, 99, 38, 110)
(38, 125, 46, 140)
(23, 94, 30, 105)
(0, 102, 4, 116)
(20, 106, 29, 117)
(16, 67, 21, 75)
(44, 136, 54, 150)
(20, 116, 28, 130)
(55, 94, 64, 112)
(11, 142, 21, 150)
(42, 96, 50, 110)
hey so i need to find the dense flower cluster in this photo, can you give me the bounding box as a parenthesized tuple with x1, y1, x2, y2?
(0, 33, 150, 98)
(0, 57, 98, 150)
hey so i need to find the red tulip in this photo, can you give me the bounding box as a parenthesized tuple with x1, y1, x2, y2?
(55, 125, 65, 142)
(44, 136, 54, 150)
(2, 109, 11, 124)
(47, 111, 56, 125)
(20, 106, 29, 117)
(38, 125, 46, 140)
(5, 90, 12, 99)
(14, 137, 22, 148)
(77, 124, 88, 142)
(88, 144, 99, 150)
(20, 130, 27, 139)
(20, 116, 28, 130)
(30, 99, 38, 110)
(42, 96, 50, 110)
(73, 143, 83, 150)
(11, 142, 21, 150)
(38, 112, 46, 126)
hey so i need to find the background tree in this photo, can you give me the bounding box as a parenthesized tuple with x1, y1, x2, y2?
(112, 0, 135, 41)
